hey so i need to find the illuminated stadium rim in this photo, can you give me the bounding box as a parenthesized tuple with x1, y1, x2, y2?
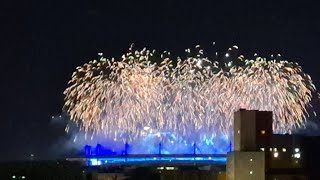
(84, 154, 227, 166)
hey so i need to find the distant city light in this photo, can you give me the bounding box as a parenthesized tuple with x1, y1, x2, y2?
(90, 159, 102, 166)
(294, 153, 301, 159)
(225, 53, 230, 57)
(282, 148, 287, 152)
(166, 167, 175, 170)
(294, 148, 300, 153)
(273, 152, 279, 158)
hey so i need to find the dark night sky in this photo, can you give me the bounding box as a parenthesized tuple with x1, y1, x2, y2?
(1, 0, 320, 161)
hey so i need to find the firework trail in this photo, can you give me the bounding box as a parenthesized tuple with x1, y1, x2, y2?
(64, 45, 316, 152)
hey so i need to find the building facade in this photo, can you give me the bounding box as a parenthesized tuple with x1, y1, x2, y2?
(227, 109, 307, 180)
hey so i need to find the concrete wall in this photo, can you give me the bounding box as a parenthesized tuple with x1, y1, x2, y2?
(234, 110, 257, 151)
(234, 110, 273, 152)
(227, 151, 265, 180)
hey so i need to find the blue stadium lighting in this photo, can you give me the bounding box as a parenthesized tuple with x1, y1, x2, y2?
(82, 133, 232, 156)
(79, 133, 231, 166)
(83, 142, 231, 156)
(87, 156, 227, 166)
(82, 142, 228, 166)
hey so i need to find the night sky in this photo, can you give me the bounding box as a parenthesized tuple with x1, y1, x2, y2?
(2, 0, 320, 161)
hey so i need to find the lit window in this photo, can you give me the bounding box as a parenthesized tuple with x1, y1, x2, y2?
(166, 167, 175, 170)
(282, 148, 286, 152)
(250, 159, 253, 162)
(269, 148, 272, 152)
(273, 152, 279, 158)
(249, 171, 253, 174)
(22, 176, 25, 179)
(260, 148, 265, 151)
(294, 153, 301, 159)
(261, 130, 266, 134)
(12, 175, 16, 179)
(237, 130, 240, 134)
(274, 148, 278, 152)
(90, 159, 99, 166)
(294, 148, 300, 153)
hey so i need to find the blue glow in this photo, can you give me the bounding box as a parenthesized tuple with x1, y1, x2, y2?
(84, 145, 91, 156)
(80, 131, 232, 155)
(87, 156, 226, 166)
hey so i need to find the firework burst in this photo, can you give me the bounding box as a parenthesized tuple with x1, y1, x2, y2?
(64, 45, 316, 152)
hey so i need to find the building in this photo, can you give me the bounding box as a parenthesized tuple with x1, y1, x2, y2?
(227, 109, 271, 180)
(227, 109, 309, 180)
